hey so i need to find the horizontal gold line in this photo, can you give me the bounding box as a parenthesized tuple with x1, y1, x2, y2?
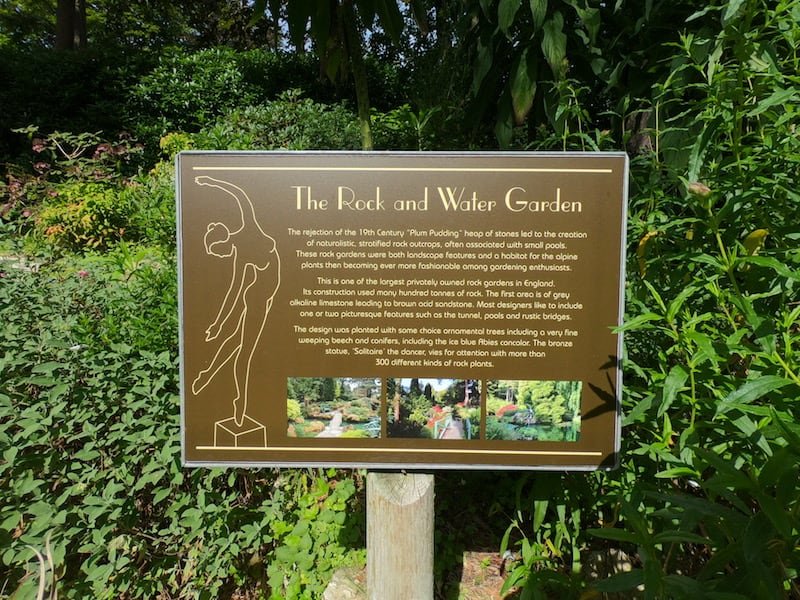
(196, 445, 603, 457)
(191, 166, 613, 174)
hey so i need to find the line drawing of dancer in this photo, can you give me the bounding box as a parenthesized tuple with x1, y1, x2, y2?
(191, 176, 281, 432)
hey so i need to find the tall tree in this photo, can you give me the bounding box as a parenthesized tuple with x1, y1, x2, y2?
(55, 0, 85, 49)
(255, 0, 427, 150)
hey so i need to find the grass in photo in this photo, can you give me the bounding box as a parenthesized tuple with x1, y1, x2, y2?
(287, 377, 381, 439)
(485, 380, 581, 442)
(386, 378, 480, 440)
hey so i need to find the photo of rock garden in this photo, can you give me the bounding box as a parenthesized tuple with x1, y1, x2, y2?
(286, 377, 381, 439)
(386, 378, 480, 440)
(485, 380, 581, 442)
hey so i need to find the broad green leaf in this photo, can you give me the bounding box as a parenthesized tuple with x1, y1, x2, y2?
(693, 447, 753, 492)
(738, 255, 800, 280)
(747, 88, 797, 117)
(31, 361, 64, 374)
(375, 0, 404, 43)
(769, 407, 800, 452)
(573, 5, 600, 43)
(756, 493, 793, 539)
(615, 312, 663, 331)
(659, 364, 688, 417)
(665, 285, 696, 323)
(716, 376, 794, 415)
(529, 0, 547, 30)
(494, 90, 514, 148)
(541, 12, 566, 78)
(655, 466, 699, 479)
(510, 47, 538, 125)
(532, 498, 547, 530)
(587, 527, 639, 544)
(498, 0, 522, 36)
(723, 0, 747, 25)
(642, 279, 666, 313)
(472, 41, 494, 95)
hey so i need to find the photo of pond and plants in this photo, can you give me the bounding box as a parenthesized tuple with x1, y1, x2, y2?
(387, 378, 480, 440)
(286, 377, 381, 438)
(485, 380, 581, 442)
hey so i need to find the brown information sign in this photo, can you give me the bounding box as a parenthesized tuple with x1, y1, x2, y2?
(177, 152, 628, 469)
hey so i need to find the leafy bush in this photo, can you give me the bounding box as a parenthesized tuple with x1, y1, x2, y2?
(0, 254, 364, 599)
(0, 47, 151, 161)
(287, 399, 303, 423)
(34, 182, 134, 251)
(340, 429, 370, 439)
(130, 47, 258, 134)
(494, 3, 800, 597)
(192, 91, 361, 151)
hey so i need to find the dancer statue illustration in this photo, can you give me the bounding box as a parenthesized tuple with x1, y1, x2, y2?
(191, 176, 281, 439)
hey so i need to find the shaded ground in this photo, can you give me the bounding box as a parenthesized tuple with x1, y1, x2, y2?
(320, 552, 518, 600)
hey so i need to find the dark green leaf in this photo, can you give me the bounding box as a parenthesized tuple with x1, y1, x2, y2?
(659, 364, 688, 417)
(529, 0, 547, 30)
(498, 0, 522, 36)
(510, 47, 538, 125)
(592, 569, 644, 593)
(716, 376, 794, 415)
(541, 12, 566, 78)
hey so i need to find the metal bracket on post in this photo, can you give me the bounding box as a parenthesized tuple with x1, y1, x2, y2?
(367, 472, 434, 600)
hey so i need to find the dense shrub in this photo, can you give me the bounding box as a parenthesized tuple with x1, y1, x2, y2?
(34, 182, 134, 251)
(192, 91, 361, 151)
(130, 47, 259, 135)
(0, 254, 365, 599)
(0, 47, 151, 162)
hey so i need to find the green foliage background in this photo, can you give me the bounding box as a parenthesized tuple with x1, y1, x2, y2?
(1, 0, 799, 598)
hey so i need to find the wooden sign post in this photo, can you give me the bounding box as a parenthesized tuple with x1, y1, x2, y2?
(367, 472, 434, 599)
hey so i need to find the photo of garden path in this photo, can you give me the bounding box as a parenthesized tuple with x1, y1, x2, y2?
(387, 378, 481, 440)
(485, 380, 581, 442)
(286, 377, 381, 439)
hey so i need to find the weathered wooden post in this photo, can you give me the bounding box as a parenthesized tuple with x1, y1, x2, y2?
(367, 472, 434, 600)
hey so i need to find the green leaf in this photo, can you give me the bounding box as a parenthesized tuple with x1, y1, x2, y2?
(32, 361, 65, 374)
(541, 12, 566, 78)
(659, 364, 688, 417)
(747, 88, 798, 117)
(375, 0, 404, 43)
(494, 90, 514, 148)
(722, 0, 747, 25)
(693, 447, 753, 492)
(769, 407, 800, 452)
(472, 40, 494, 95)
(655, 466, 699, 479)
(615, 312, 663, 332)
(738, 256, 800, 280)
(529, 0, 547, 30)
(592, 569, 644, 593)
(665, 285, 696, 323)
(652, 530, 710, 545)
(587, 527, 639, 544)
(498, 0, 522, 36)
(715, 376, 794, 415)
(510, 47, 538, 125)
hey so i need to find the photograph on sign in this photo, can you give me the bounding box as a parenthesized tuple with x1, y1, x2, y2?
(177, 152, 628, 469)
